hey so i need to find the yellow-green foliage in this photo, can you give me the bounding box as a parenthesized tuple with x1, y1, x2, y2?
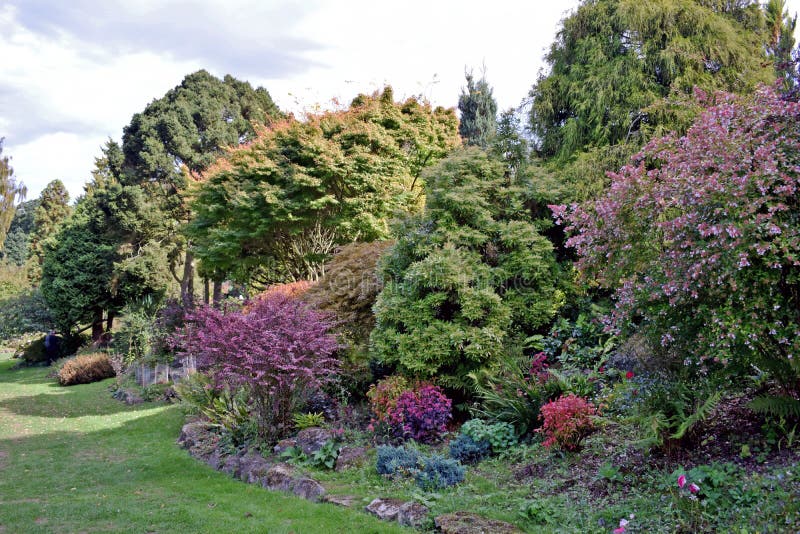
(57, 352, 115, 386)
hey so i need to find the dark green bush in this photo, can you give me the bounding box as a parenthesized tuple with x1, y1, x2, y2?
(415, 455, 465, 490)
(16, 332, 86, 366)
(448, 433, 491, 465)
(57, 352, 115, 386)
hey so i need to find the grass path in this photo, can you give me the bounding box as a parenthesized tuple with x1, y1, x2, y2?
(0, 352, 405, 533)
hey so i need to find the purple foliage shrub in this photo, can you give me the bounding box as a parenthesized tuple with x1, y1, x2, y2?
(172, 293, 341, 442)
(387, 384, 452, 443)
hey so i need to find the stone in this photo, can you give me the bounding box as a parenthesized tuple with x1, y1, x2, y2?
(295, 427, 333, 456)
(263, 463, 295, 491)
(434, 512, 524, 534)
(121, 389, 144, 405)
(334, 446, 368, 472)
(365, 498, 405, 522)
(323, 495, 358, 508)
(397, 501, 429, 527)
(206, 450, 222, 470)
(273, 438, 297, 455)
(221, 454, 242, 477)
(177, 421, 214, 450)
(291, 477, 326, 501)
(239, 453, 272, 484)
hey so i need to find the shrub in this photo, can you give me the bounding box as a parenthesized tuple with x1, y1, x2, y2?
(449, 433, 491, 464)
(415, 455, 466, 490)
(367, 375, 412, 423)
(303, 241, 393, 345)
(538, 394, 598, 451)
(375, 445, 422, 476)
(371, 149, 562, 392)
(460, 419, 517, 451)
(0, 288, 53, 342)
(554, 87, 800, 393)
(57, 352, 115, 386)
(388, 384, 452, 443)
(171, 292, 340, 444)
(293, 412, 325, 430)
(17, 332, 86, 366)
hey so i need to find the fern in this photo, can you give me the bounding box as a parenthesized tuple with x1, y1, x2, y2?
(670, 391, 722, 440)
(748, 395, 800, 419)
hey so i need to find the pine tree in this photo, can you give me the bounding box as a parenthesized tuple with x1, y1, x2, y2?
(458, 70, 498, 148)
(26, 180, 71, 281)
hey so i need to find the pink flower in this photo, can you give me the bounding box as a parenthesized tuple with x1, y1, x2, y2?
(613, 528, 625, 534)
(625, 371, 634, 379)
(689, 483, 700, 494)
(677, 474, 687, 488)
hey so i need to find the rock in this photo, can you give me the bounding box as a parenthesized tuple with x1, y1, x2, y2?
(295, 427, 332, 456)
(239, 452, 272, 484)
(434, 512, 524, 534)
(221, 454, 243, 477)
(291, 477, 326, 501)
(324, 495, 358, 508)
(335, 446, 368, 471)
(264, 463, 295, 491)
(120, 388, 144, 405)
(273, 438, 297, 455)
(365, 498, 405, 522)
(206, 450, 222, 470)
(177, 421, 214, 449)
(398, 501, 429, 527)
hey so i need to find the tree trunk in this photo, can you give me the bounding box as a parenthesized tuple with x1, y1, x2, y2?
(212, 279, 223, 305)
(106, 310, 115, 333)
(203, 278, 210, 305)
(180, 249, 195, 308)
(91, 309, 104, 342)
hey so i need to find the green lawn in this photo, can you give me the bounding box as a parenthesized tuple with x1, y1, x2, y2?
(0, 352, 406, 534)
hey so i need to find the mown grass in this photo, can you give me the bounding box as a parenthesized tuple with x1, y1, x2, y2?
(0, 352, 406, 534)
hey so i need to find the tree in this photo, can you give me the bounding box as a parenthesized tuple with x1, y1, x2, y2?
(766, 0, 798, 87)
(458, 70, 498, 148)
(1, 198, 39, 266)
(190, 87, 460, 289)
(0, 139, 25, 251)
(371, 148, 562, 392)
(41, 181, 168, 339)
(553, 87, 800, 393)
(120, 70, 283, 306)
(528, 0, 774, 202)
(26, 179, 72, 281)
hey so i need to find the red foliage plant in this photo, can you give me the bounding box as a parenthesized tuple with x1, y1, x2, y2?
(538, 394, 597, 451)
(553, 87, 800, 380)
(172, 292, 340, 443)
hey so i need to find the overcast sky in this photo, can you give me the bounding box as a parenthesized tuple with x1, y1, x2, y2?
(1, 0, 798, 202)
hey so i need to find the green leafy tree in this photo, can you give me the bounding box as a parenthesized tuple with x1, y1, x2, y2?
(0, 139, 25, 251)
(371, 148, 563, 392)
(189, 87, 460, 289)
(529, 0, 774, 202)
(765, 0, 797, 87)
(26, 179, 72, 281)
(120, 70, 282, 305)
(458, 71, 498, 148)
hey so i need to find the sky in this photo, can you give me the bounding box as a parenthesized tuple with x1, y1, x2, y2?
(1, 0, 798, 203)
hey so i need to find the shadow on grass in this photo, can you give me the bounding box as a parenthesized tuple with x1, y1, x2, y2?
(0, 362, 57, 386)
(0, 389, 156, 418)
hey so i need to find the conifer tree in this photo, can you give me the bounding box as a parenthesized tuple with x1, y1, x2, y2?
(458, 70, 498, 148)
(26, 179, 71, 281)
(0, 139, 25, 252)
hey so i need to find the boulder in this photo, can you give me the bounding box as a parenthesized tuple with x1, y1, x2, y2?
(334, 446, 368, 471)
(398, 501, 429, 527)
(221, 454, 243, 478)
(365, 498, 405, 522)
(264, 463, 295, 491)
(295, 427, 332, 455)
(291, 477, 326, 501)
(205, 450, 222, 470)
(239, 453, 272, 484)
(177, 421, 214, 450)
(434, 512, 524, 534)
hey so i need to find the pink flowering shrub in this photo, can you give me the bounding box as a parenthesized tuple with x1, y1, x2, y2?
(386, 384, 452, 443)
(171, 293, 340, 443)
(538, 394, 597, 451)
(553, 87, 800, 387)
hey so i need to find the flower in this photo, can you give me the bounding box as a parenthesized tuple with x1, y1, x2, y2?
(677, 474, 687, 488)
(689, 483, 700, 494)
(625, 371, 634, 379)
(613, 518, 629, 533)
